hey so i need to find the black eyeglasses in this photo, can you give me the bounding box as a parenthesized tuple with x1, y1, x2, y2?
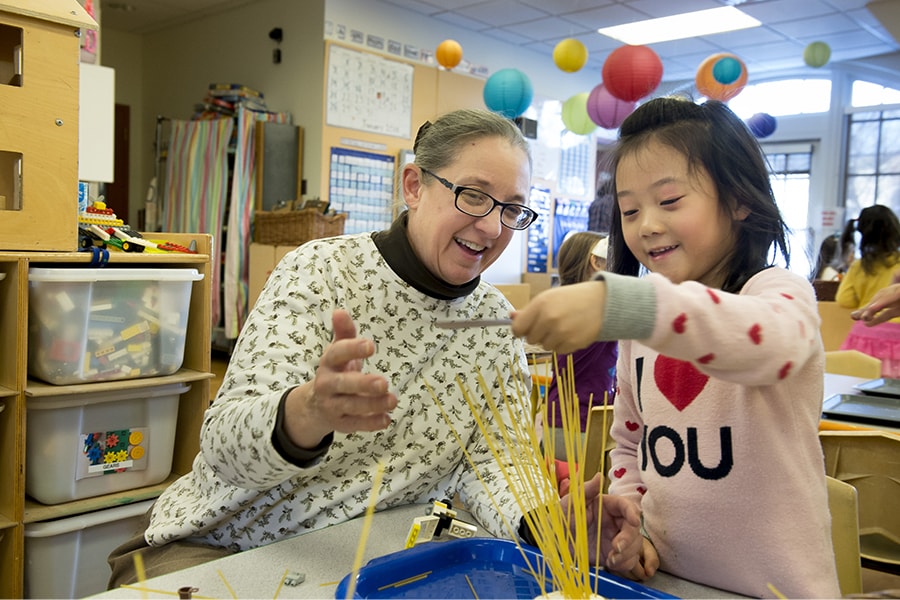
(420, 168, 538, 231)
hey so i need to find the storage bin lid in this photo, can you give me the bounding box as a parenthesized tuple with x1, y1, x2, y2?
(26, 383, 190, 410)
(24, 499, 155, 538)
(29, 267, 203, 283)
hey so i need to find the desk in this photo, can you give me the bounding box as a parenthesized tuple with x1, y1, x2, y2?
(822, 373, 900, 433)
(89, 504, 742, 599)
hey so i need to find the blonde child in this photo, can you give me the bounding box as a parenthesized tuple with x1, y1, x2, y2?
(512, 97, 839, 598)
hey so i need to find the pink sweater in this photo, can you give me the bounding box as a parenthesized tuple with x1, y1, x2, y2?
(603, 268, 840, 598)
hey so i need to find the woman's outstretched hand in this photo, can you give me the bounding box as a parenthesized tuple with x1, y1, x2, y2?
(283, 309, 397, 449)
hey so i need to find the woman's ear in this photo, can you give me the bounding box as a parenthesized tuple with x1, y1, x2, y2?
(402, 164, 423, 210)
(733, 203, 751, 221)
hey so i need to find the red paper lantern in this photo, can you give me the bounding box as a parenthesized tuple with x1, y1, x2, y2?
(586, 84, 635, 129)
(601, 45, 663, 102)
(436, 39, 463, 69)
(695, 53, 747, 102)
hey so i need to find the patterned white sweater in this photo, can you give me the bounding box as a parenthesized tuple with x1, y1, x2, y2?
(145, 233, 539, 551)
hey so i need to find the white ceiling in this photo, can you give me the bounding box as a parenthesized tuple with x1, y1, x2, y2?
(99, 0, 900, 82)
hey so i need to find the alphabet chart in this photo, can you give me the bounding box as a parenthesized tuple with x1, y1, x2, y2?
(326, 44, 413, 139)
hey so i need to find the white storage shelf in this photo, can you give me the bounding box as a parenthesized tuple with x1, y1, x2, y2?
(0, 233, 213, 599)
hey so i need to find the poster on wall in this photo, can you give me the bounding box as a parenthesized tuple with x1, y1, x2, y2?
(526, 187, 552, 273)
(326, 44, 414, 138)
(552, 198, 590, 268)
(329, 147, 395, 235)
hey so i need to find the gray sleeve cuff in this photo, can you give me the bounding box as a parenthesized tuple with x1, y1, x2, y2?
(593, 271, 657, 341)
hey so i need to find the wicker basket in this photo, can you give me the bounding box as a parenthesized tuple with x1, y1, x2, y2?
(254, 208, 347, 246)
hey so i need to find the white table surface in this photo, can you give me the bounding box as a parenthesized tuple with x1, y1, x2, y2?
(89, 502, 743, 599)
(88, 374, 880, 600)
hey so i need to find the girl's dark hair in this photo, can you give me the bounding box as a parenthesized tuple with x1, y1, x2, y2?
(557, 231, 605, 286)
(854, 204, 900, 275)
(811, 234, 840, 281)
(607, 97, 790, 293)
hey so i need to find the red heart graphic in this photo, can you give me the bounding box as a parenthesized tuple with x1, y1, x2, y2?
(778, 361, 793, 380)
(672, 313, 687, 334)
(625, 420, 639, 431)
(613, 468, 626, 478)
(637, 486, 647, 495)
(748, 323, 762, 345)
(654, 356, 709, 411)
(707, 289, 720, 304)
(697, 353, 715, 364)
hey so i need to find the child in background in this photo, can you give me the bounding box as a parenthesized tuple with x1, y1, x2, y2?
(837, 204, 900, 376)
(545, 231, 617, 462)
(811, 233, 844, 282)
(512, 97, 839, 598)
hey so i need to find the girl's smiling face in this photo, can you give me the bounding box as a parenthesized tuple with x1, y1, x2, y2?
(404, 136, 532, 286)
(615, 139, 745, 288)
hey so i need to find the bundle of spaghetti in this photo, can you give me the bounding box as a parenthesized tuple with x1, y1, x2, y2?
(427, 359, 609, 599)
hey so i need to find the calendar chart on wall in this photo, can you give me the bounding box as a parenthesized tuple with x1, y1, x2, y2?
(329, 147, 395, 235)
(326, 44, 414, 139)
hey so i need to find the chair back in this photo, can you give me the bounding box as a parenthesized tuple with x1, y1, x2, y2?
(825, 349, 882, 379)
(820, 431, 900, 574)
(826, 476, 863, 595)
(818, 301, 855, 352)
(582, 405, 615, 492)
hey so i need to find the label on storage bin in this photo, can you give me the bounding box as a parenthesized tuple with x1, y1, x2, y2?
(76, 428, 149, 479)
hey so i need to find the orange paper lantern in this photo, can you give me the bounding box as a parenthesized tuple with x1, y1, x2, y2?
(436, 39, 463, 69)
(695, 53, 747, 102)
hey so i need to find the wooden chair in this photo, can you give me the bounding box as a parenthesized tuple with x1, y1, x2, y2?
(820, 431, 900, 575)
(825, 349, 882, 379)
(827, 476, 863, 595)
(582, 405, 615, 492)
(818, 301, 856, 352)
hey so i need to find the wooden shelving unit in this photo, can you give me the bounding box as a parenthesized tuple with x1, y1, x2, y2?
(0, 233, 212, 598)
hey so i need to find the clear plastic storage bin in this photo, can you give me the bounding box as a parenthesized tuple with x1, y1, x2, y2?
(26, 383, 189, 504)
(28, 267, 203, 384)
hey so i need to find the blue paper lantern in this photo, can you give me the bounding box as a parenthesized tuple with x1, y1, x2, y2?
(483, 68, 533, 118)
(712, 56, 742, 85)
(747, 112, 777, 138)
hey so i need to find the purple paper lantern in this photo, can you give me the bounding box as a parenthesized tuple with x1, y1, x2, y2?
(747, 112, 777, 138)
(483, 68, 533, 118)
(587, 83, 636, 129)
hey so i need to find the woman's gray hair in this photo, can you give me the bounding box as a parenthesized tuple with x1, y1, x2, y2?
(413, 108, 532, 173)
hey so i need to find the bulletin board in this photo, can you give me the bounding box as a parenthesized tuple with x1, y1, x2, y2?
(328, 147, 395, 234)
(320, 41, 486, 216)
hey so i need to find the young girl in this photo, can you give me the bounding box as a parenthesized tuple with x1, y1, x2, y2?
(545, 231, 617, 459)
(837, 204, 900, 377)
(512, 97, 840, 598)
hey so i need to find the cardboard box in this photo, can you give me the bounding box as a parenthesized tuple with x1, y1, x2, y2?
(249, 243, 297, 309)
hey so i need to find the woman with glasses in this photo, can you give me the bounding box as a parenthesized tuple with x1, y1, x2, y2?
(107, 108, 643, 587)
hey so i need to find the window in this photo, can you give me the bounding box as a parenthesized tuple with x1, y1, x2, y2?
(850, 81, 900, 108)
(727, 79, 831, 119)
(764, 144, 813, 277)
(844, 108, 900, 218)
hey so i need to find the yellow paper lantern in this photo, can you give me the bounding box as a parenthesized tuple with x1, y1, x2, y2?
(436, 39, 463, 69)
(553, 38, 588, 73)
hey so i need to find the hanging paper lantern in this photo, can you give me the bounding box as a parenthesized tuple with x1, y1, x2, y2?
(712, 56, 742, 85)
(483, 68, 533, 118)
(804, 41, 831, 68)
(553, 38, 588, 73)
(436, 39, 463, 69)
(747, 112, 777, 138)
(601, 45, 663, 102)
(695, 53, 747, 102)
(586, 83, 635, 129)
(561, 92, 596, 135)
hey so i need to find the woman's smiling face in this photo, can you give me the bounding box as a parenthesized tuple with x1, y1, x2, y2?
(404, 136, 532, 286)
(615, 139, 742, 288)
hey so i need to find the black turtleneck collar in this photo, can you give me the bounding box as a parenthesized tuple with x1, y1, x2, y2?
(372, 211, 479, 300)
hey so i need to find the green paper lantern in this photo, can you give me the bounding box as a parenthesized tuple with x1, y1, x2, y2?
(804, 41, 831, 68)
(561, 92, 596, 135)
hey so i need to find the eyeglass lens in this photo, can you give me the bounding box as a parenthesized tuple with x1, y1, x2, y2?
(456, 188, 532, 229)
